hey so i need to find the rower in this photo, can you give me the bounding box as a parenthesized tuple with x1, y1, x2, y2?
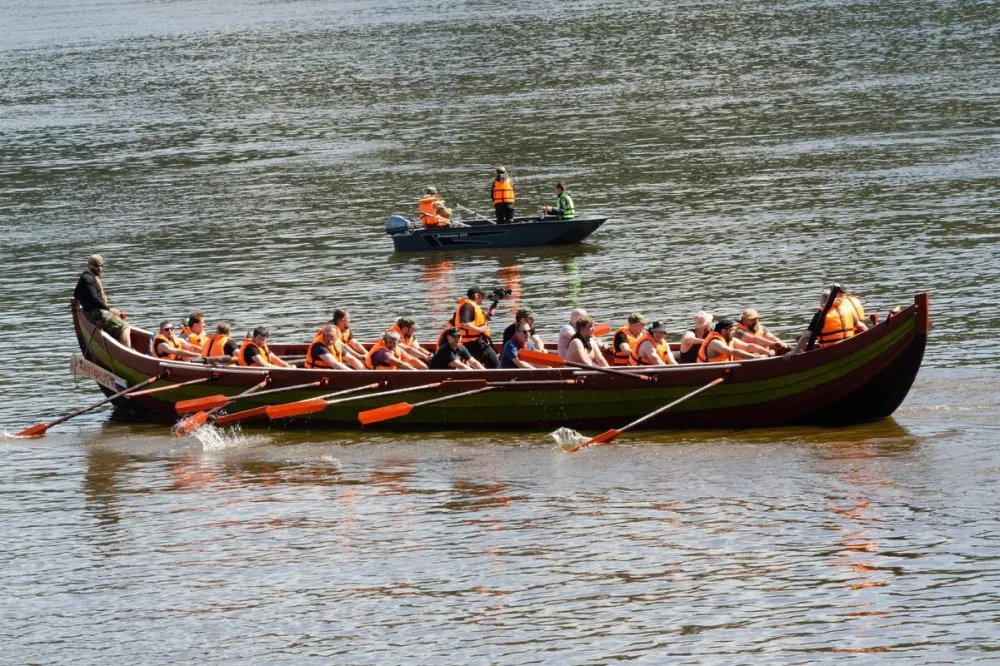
(841, 285, 866, 323)
(735, 308, 788, 353)
(73, 254, 131, 347)
(500, 321, 537, 369)
(330, 309, 367, 365)
(611, 313, 648, 366)
(678, 311, 713, 363)
(365, 331, 417, 370)
(697, 320, 764, 363)
(305, 324, 353, 370)
(490, 167, 516, 224)
(557, 308, 588, 359)
(786, 287, 869, 356)
(629, 320, 677, 366)
(202, 321, 238, 362)
(430, 327, 485, 370)
(540, 182, 575, 220)
(502, 307, 545, 350)
(179, 312, 207, 352)
(453, 286, 499, 368)
(151, 321, 202, 362)
(387, 316, 431, 368)
(565, 316, 609, 367)
(238, 326, 290, 368)
(418, 186, 452, 228)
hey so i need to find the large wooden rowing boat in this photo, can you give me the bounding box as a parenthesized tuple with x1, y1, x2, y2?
(71, 294, 929, 432)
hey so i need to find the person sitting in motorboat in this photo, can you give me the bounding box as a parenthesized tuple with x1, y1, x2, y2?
(501, 307, 545, 351)
(73, 253, 131, 347)
(429, 327, 485, 370)
(202, 321, 239, 362)
(489, 167, 516, 224)
(500, 321, 537, 369)
(611, 313, 648, 366)
(238, 326, 290, 368)
(419, 186, 453, 228)
(785, 286, 869, 357)
(386, 316, 431, 368)
(678, 311, 713, 363)
(329, 309, 366, 368)
(697, 320, 765, 363)
(629, 320, 677, 366)
(734, 308, 788, 354)
(564, 316, 609, 367)
(540, 182, 575, 220)
(365, 331, 417, 370)
(305, 324, 354, 370)
(151, 320, 203, 362)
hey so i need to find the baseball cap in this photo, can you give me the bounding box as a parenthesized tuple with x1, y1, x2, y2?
(88, 254, 105, 267)
(467, 286, 486, 298)
(742, 308, 759, 320)
(648, 320, 667, 333)
(627, 313, 648, 325)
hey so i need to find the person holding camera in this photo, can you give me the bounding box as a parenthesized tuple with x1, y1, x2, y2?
(452, 286, 500, 368)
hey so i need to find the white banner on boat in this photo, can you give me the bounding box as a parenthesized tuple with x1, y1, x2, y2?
(70, 354, 127, 392)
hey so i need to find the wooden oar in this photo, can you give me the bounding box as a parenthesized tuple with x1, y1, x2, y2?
(125, 376, 212, 398)
(16, 374, 161, 437)
(266, 380, 485, 421)
(172, 378, 269, 435)
(564, 377, 726, 453)
(592, 323, 611, 336)
(806, 284, 844, 351)
(174, 379, 324, 415)
(518, 349, 653, 382)
(212, 382, 381, 427)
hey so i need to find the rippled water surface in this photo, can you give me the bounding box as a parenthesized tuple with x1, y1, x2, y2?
(2, 0, 999, 662)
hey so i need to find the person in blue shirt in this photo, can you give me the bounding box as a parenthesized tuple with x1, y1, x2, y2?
(500, 322, 537, 369)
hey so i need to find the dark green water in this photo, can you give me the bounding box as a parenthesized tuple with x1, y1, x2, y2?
(2, 0, 999, 662)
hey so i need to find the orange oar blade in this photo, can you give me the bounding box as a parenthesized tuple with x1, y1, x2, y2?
(592, 323, 611, 336)
(567, 428, 621, 453)
(173, 411, 209, 436)
(518, 349, 565, 368)
(266, 398, 328, 421)
(358, 402, 414, 426)
(175, 394, 228, 415)
(213, 406, 270, 427)
(16, 423, 49, 437)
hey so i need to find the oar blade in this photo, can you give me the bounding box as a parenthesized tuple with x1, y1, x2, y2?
(213, 406, 270, 427)
(15, 423, 49, 437)
(173, 410, 209, 436)
(566, 428, 621, 453)
(592, 323, 611, 336)
(518, 349, 565, 368)
(175, 394, 228, 415)
(266, 398, 328, 421)
(358, 402, 414, 426)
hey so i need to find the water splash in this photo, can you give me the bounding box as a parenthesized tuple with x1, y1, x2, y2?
(550, 427, 588, 449)
(191, 424, 273, 452)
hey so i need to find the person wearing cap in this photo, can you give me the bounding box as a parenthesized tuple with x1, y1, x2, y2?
(329, 309, 367, 365)
(502, 307, 544, 350)
(540, 182, 575, 220)
(697, 320, 765, 363)
(611, 313, 648, 366)
(629, 321, 677, 366)
(384, 316, 429, 369)
(452, 287, 499, 368)
(73, 254, 132, 347)
(678, 311, 713, 363)
(429, 327, 485, 370)
(305, 324, 354, 370)
(418, 186, 452, 228)
(490, 166, 516, 224)
(734, 308, 787, 353)
(500, 321, 538, 369)
(565, 316, 609, 367)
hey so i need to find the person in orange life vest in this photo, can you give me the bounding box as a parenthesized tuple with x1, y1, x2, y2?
(698, 320, 765, 363)
(418, 186, 452, 228)
(785, 287, 868, 357)
(202, 321, 239, 362)
(611, 313, 648, 366)
(178, 312, 207, 353)
(733, 308, 787, 354)
(565, 316, 610, 367)
(238, 326, 290, 368)
(454, 286, 499, 368)
(305, 324, 353, 370)
(387, 316, 431, 367)
(629, 320, 677, 366)
(329, 309, 366, 367)
(840, 285, 867, 323)
(151, 320, 203, 361)
(489, 166, 516, 224)
(678, 311, 713, 363)
(365, 331, 417, 370)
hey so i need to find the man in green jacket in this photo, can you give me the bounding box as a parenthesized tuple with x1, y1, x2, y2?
(541, 182, 575, 219)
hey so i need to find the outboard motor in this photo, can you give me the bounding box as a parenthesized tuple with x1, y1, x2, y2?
(385, 215, 412, 236)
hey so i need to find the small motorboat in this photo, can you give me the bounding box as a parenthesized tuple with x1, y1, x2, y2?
(384, 214, 609, 252)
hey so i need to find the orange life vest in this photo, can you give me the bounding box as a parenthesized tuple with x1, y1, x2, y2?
(364, 339, 402, 370)
(387, 322, 417, 349)
(453, 299, 490, 344)
(305, 332, 343, 368)
(202, 333, 232, 357)
(736, 321, 766, 339)
(846, 295, 865, 322)
(419, 195, 449, 228)
(237, 338, 271, 366)
(180, 326, 204, 348)
(817, 297, 858, 348)
(628, 331, 670, 366)
(492, 178, 515, 205)
(612, 326, 638, 366)
(697, 332, 734, 363)
(151, 333, 182, 360)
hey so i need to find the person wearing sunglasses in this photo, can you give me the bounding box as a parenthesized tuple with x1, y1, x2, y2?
(500, 322, 537, 369)
(151, 321, 203, 362)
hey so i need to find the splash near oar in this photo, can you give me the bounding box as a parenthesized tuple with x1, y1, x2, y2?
(16, 374, 161, 437)
(173, 378, 270, 436)
(518, 349, 653, 382)
(564, 376, 726, 453)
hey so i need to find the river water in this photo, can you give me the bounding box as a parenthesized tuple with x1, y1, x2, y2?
(2, 0, 999, 662)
